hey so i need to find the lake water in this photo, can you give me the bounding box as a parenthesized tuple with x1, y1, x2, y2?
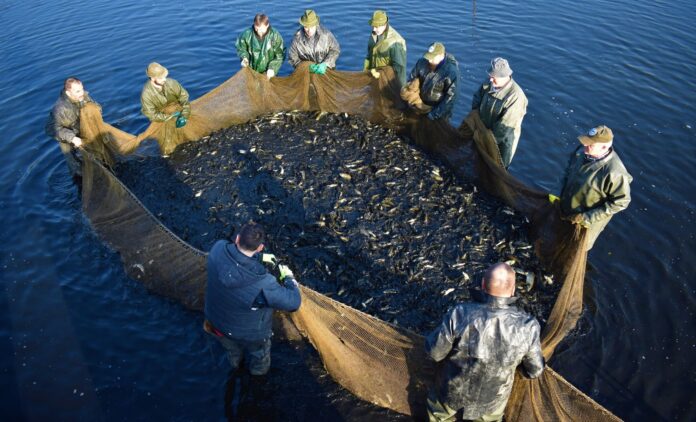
(1, 0, 694, 420)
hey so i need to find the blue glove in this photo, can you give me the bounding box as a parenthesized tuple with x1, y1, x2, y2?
(172, 111, 182, 118)
(175, 116, 187, 128)
(309, 63, 318, 73)
(315, 62, 328, 75)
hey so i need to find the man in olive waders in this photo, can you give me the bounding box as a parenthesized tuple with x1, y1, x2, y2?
(140, 62, 191, 129)
(425, 262, 545, 421)
(363, 10, 407, 86)
(472, 57, 528, 169)
(556, 125, 632, 250)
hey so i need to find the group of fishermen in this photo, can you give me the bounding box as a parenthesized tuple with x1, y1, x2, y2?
(45, 8, 633, 421)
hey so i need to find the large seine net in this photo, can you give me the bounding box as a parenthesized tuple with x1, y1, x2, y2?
(78, 63, 620, 421)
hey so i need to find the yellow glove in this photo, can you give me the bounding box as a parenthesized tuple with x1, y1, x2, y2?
(548, 194, 560, 204)
(370, 68, 381, 79)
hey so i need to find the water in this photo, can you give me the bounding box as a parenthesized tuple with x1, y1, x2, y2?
(1, 0, 694, 420)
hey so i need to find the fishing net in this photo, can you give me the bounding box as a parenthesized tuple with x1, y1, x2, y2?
(78, 64, 619, 421)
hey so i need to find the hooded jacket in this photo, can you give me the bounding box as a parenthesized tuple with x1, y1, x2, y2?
(205, 240, 301, 341)
(560, 146, 632, 249)
(288, 24, 340, 68)
(140, 78, 191, 122)
(45, 90, 97, 143)
(235, 26, 286, 74)
(408, 53, 460, 120)
(365, 25, 407, 86)
(425, 291, 544, 419)
(472, 78, 528, 167)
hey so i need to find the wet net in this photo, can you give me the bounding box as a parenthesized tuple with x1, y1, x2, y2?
(78, 64, 620, 421)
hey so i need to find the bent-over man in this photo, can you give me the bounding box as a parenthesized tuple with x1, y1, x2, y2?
(140, 62, 191, 128)
(426, 263, 545, 422)
(404, 42, 459, 121)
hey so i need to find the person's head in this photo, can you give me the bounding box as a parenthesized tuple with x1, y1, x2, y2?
(424, 42, 446, 69)
(299, 9, 319, 37)
(146, 62, 168, 90)
(64, 77, 85, 102)
(488, 57, 513, 89)
(482, 262, 516, 297)
(369, 10, 388, 36)
(235, 222, 265, 256)
(578, 125, 614, 157)
(253, 13, 270, 37)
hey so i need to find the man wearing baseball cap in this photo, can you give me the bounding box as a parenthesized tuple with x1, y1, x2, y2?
(472, 57, 528, 168)
(403, 42, 459, 121)
(558, 125, 632, 249)
(140, 62, 191, 129)
(363, 10, 407, 86)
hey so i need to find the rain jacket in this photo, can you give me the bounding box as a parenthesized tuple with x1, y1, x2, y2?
(45, 91, 98, 143)
(364, 25, 407, 86)
(472, 78, 528, 168)
(425, 291, 544, 419)
(205, 240, 301, 342)
(288, 25, 340, 68)
(140, 78, 191, 122)
(560, 146, 632, 249)
(408, 54, 459, 120)
(235, 26, 286, 74)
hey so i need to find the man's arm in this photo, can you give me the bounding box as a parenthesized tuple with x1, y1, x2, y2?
(425, 307, 457, 362)
(582, 172, 632, 224)
(235, 30, 251, 64)
(471, 82, 484, 111)
(52, 106, 79, 143)
(262, 276, 301, 312)
(287, 35, 301, 68)
(429, 73, 458, 119)
(173, 80, 191, 119)
(321, 31, 340, 68)
(491, 94, 527, 153)
(141, 88, 169, 122)
(267, 31, 286, 75)
(390, 42, 407, 86)
(521, 319, 545, 378)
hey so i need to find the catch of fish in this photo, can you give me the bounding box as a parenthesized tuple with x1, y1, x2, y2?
(117, 111, 559, 333)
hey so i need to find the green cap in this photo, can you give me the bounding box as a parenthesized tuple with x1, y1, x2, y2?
(424, 42, 445, 60)
(369, 10, 388, 27)
(578, 125, 614, 145)
(299, 9, 319, 27)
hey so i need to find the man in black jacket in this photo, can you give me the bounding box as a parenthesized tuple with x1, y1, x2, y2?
(204, 222, 301, 376)
(403, 42, 459, 121)
(425, 262, 545, 421)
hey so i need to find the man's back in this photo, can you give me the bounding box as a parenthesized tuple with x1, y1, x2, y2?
(426, 292, 544, 419)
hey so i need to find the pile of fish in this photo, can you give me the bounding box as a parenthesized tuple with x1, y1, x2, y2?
(116, 111, 559, 333)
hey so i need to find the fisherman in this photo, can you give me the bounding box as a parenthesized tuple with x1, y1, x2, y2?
(235, 13, 285, 80)
(363, 10, 407, 86)
(45, 77, 98, 178)
(425, 262, 545, 422)
(403, 42, 459, 121)
(557, 125, 632, 250)
(140, 62, 191, 128)
(472, 57, 528, 168)
(288, 9, 340, 75)
(204, 222, 302, 376)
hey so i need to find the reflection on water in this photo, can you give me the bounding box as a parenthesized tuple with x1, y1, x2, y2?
(0, 0, 695, 420)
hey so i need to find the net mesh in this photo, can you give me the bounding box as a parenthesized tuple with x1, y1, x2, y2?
(78, 65, 620, 421)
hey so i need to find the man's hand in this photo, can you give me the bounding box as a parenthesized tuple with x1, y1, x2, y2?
(548, 194, 560, 204)
(565, 213, 586, 226)
(278, 264, 294, 281)
(175, 116, 187, 128)
(261, 253, 277, 266)
(370, 68, 381, 79)
(266, 68, 275, 79)
(315, 62, 328, 75)
(241, 58, 249, 68)
(71, 136, 83, 148)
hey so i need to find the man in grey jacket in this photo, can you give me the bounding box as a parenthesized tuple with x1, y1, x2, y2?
(45, 77, 98, 177)
(288, 9, 340, 74)
(472, 58, 528, 169)
(425, 262, 545, 421)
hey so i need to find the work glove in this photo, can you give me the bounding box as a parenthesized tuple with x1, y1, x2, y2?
(266, 68, 275, 79)
(309, 63, 317, 73)
(316, 62, 328, 75)
(548, 194, 560, 204)
(261, 253, 278, 266)
(370, 68, 381, 79)
(175, 115, 187, 128)
(241, 58, 249, 68)
(278, 264, 294, 281)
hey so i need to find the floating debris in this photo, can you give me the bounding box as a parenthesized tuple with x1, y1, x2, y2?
(116, 111, 559, 333)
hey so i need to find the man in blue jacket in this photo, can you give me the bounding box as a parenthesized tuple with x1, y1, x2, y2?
(204, 222, 301, 376)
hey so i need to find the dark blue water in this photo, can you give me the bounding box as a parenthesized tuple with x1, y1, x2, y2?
(1, 0, 695, 420)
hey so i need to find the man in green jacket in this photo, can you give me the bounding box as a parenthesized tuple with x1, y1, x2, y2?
(45, 77, 98, 177)
(236, 13, 285, 80)
(140, 62, 191, 127)
(363, 10, 407, 86)
(559, 125, 632, 250)
(472, 57, 528, 169)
